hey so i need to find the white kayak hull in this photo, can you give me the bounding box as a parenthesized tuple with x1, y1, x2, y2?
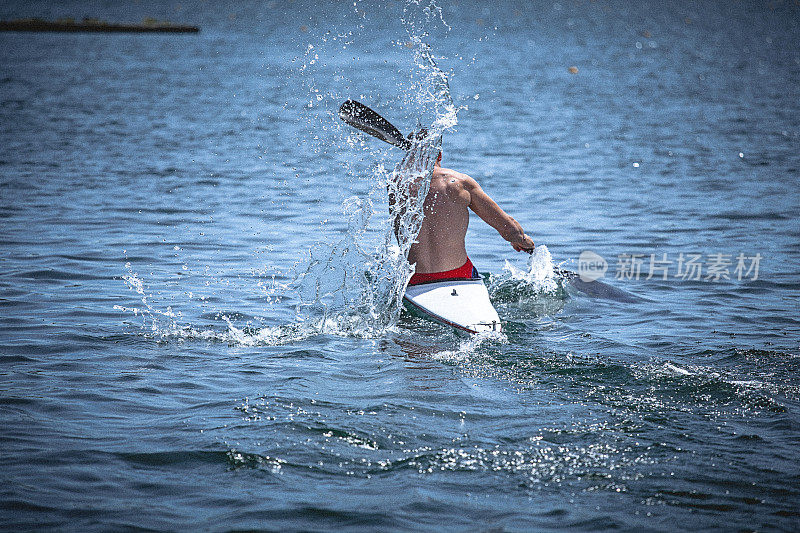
(402, 279, 502, 334)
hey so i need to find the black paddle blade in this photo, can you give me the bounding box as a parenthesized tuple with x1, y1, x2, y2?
(338, 99, 411, 150)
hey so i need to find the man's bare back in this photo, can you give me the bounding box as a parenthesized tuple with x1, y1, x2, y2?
(406, 153, 535, 274)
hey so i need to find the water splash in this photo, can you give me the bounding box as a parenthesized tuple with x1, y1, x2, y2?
(289, 2, 457, 337)
(488, 245, 569, 309)
(293, 132, 444, 336)
(503, 245, 560, 293)
(116, 259, 323, 345)
(405, 39, 458, 134)
(114, 262, 182, 334)
(116, 0, 458, 344)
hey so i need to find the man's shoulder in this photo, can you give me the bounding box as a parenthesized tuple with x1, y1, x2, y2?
(436, 167, 478, 187)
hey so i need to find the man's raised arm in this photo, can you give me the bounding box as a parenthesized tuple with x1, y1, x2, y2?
(464, 176, 535, 252)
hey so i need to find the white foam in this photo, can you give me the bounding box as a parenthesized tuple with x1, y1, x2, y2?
(432, 330, 508, 362)
(501, 245, 560, 294)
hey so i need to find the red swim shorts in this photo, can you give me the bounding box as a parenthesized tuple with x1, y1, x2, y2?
(408, 258, 480, 286)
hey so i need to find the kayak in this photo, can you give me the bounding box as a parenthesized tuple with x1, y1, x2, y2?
(403, 279, 502, 334)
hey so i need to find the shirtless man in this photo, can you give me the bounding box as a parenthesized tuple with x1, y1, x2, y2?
(396, 151, 535, 286)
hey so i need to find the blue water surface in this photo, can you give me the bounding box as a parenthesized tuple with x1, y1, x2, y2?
(1, 0, 799, 530)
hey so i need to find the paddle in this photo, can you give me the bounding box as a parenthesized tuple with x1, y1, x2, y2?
(338, 99, 412, 150)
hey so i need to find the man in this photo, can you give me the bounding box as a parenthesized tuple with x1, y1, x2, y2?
(394, 150, 535, 286)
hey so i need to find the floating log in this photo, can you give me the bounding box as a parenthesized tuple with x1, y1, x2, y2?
(0, 18, 199, 33)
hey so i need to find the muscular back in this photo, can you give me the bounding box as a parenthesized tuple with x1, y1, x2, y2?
(408, 166, 471, 273)
(398, 156, 534, 274)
